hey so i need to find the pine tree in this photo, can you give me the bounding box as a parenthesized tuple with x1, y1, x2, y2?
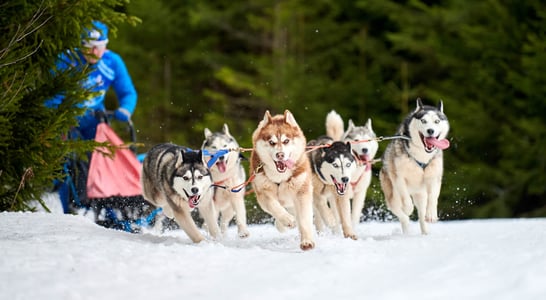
(0, 0, 138, 211)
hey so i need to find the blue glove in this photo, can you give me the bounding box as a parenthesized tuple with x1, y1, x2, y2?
(114, 108, 131, 122)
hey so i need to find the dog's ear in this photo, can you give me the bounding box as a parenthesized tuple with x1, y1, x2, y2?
(438, 100, 444, 113)
(415, 98, 424, 112)
(365, 118, 373, 131)
(347, 119, 355, 130)
(345, 141, 352, 152)
(222, 123, 230, 135)
(176, 150, 185, 168)
(284, 110, 299, 127)
(204, 128, 212, 138)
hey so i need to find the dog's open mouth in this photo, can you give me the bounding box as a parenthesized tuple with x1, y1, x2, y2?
(331, 175, 347, 195)
(216, 160, 227, 173)
(188, 194, 201, 209)
(353, 151, 372, 171)
(274, 159, 295, 173)
(421, 134, 450, 153)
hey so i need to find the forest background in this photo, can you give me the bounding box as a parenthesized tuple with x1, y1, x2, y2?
(2, 0, 545, 221)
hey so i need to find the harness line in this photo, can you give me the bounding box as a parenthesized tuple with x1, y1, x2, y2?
(202, 135, 409, 193)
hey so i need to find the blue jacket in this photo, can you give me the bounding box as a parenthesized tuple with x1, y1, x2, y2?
(45, 49, 137, 139)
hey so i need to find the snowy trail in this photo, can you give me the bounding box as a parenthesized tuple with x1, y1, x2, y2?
(1, 212, 545, 300)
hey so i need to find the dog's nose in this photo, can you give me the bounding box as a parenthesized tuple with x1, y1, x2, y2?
(427, 128, 435, 136)
(191, 187, 199, 194)
(276, 152, 285, 160)
(361, 148, 368, 154)
(341, 177, 349, 183)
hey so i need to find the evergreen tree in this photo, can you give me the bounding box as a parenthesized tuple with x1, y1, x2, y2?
(0, 0, 137, 211)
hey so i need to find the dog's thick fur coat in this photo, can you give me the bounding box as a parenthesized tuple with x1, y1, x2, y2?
(326, 110, 378, 226)
(202, 124, 250, 238)
(250, 110, 315, 250)
(141, 143, 220, 242)
(380, 99, 450, 234)
(308, 136, 357, 239)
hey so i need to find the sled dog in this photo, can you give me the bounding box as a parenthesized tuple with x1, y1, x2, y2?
(326, 110, 379, 226)
(250, 110, 315, 250)
(141, 143, 220, 242)
(379, 99, 450, 234)
(308, 136, 357, 239)
(202, 124, 250, 238)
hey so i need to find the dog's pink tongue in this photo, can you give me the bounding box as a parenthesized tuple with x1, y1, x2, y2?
(426, 137, 450, 150)
(216, 161, 227, 173)
(188, 195, 199, 209)
(284, 159, 296, 169)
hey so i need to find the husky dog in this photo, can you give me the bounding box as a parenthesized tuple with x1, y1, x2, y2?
(308, 136, 357, 239)
(326, 110, 379, 226)
(141, 143, 220, 243)
(250, 110, 315, 250)
(202, 124, 250, 238)
(380, 99, 450, 235)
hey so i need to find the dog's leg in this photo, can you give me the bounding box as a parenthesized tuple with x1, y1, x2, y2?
(292, 189, 316, 250)
(219, 204, 233, 235)
(351, 172, 372, 226)
(336, 196, 357, 240)
(425, 176, 442, 223)
(256, 192, 296, 232)
(314, 193, 337, 234)
(199, 198, 221, 240)
(412, 191, 429, 235)
(230, 193, 250, 238)
(170, 203, 205, 243)
(313, 204, 325, 233)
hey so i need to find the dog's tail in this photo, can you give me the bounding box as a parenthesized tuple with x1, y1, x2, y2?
(326, 110, 344, 141)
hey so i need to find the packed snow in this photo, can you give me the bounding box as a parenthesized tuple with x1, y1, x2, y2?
(1, 199, 545, 300)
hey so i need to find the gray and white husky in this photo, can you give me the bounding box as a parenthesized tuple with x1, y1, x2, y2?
(202, 124, 250, 238)
(141, 143, 220, 243)
(326, 110, 379, 226)
(379, 99, 450, 235)
(308, 136, 358, 239)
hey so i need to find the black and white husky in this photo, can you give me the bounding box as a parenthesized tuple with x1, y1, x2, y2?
(202, 124, 250, 238)
(326, 110, 379, 226)
(141, 143, 220, 242)
(380, 99, 450, 235)
(308, 136, 358, 239)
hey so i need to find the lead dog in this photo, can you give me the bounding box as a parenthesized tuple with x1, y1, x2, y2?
(141, 143, 220, 242)
(326, 110, 379, 226)
(380, 99, 450, 234)
(250, 110, 315, 250)
(202, 124, 250, 238)
(308, 136, 357, 239)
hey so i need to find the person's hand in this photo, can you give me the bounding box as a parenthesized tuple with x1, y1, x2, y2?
(114, 108, 131, 122)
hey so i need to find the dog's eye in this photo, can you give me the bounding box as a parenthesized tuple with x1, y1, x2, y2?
(346, 162, 352, 168)
(434, 119, 440, 124)
(283, 139, 290, 145)
(269, 140, 276, 146)
(182, 176, 190, 181)
(332, 163, 339, 168)
(196, 175, 203, 180)
(421, 119, 427, 124)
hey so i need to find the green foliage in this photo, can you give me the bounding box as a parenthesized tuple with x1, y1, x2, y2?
(5, 0, 542, 219)
(0, 0, 137, 211)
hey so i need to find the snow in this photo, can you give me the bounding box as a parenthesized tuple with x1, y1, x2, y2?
(1, 209, 545, 300)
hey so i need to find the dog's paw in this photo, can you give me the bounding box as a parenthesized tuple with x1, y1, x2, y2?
(300, 239, 315, 251)
(425, 214, 438, 223)
(275, 215, 296, 232)
(344, 232, 358, 240)
(238, 229, 250, 239)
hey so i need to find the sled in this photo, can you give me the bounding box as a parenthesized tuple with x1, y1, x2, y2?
(61, 111, 160, 232)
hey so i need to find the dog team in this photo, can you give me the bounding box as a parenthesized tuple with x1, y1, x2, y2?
(141, 98, 451, 250)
